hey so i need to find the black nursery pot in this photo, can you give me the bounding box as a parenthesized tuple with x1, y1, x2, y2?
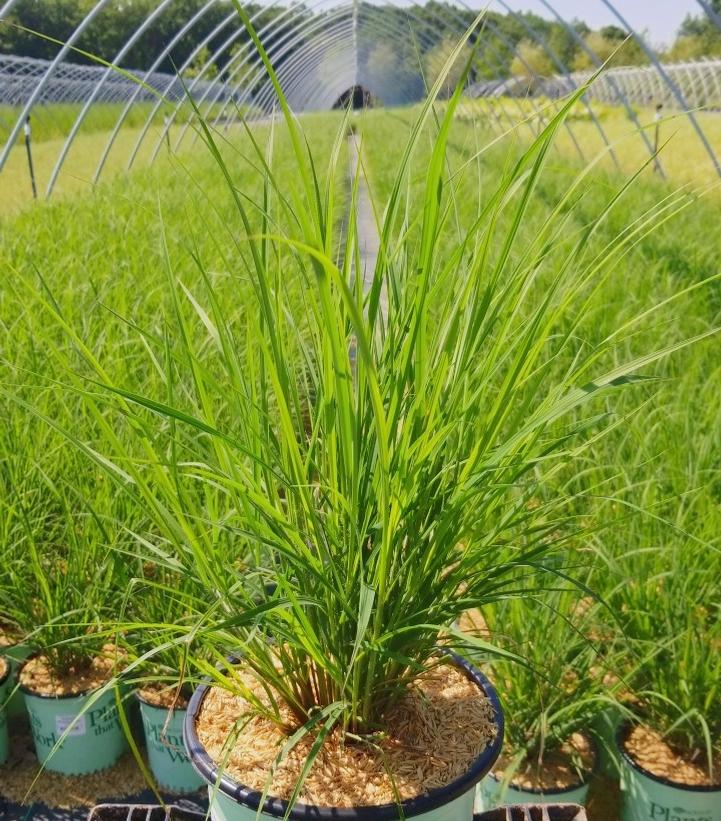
(184, 654, 504, 821)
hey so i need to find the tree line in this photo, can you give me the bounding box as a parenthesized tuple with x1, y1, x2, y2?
(1, 0, 720, 85)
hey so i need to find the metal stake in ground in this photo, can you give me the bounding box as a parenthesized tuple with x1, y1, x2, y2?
(653, 103, 663, 173)
(24, 115, 37, 200)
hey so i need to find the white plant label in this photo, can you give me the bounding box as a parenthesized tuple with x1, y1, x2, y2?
(55, 714, 86, 737)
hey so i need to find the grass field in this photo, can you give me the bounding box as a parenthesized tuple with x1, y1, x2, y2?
(0, 100, 252, 213)
(1, 99, 720, 812)
(2, 122, 184, 212)
(3, 97, 719, 215)
(458, 97, 721, 190)
(0, 101, 239, 143)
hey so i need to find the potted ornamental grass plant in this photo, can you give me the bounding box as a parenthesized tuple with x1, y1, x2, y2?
(602, 544, 721, 821)
(0, 462, 130, 775)
(118, 563, 215, 794)
(472, 588, 613, 809)
(15, 9, 719, 818)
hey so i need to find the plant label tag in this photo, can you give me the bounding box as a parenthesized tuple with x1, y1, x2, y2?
(56, 714, 86, 737)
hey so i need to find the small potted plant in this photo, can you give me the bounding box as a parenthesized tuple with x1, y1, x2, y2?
(121, 566, 207, 794)
(3, 471, 130, 775)
(607, 556, 721, 821)
(19, 626, 129, 776)
(474, 589, 609, 809)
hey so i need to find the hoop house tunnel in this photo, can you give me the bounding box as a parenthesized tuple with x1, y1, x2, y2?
(1, 0, 721, 206)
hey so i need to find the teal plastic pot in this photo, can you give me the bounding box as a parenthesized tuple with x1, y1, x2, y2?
(476, 771, 591, 810)
(184, 655, 504, 821)
(0, 659, 10, 764)
(618, 723, 721, 821)
(138, 694, 204, 793)
(2, 642, 33, 719)
(22, 681, 127, 775)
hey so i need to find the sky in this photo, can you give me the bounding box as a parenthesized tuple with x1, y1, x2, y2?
(507, 0, 701, 47)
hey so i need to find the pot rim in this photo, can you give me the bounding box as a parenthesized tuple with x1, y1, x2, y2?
(617, 720, 721, 793)
(184, 652, 504, 820)
(485, 735, 597, 797)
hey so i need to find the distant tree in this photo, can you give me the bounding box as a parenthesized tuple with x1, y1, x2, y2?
(666, 36, 710, 62)
(673, 1, 721, 60)
(423, 36, 473, 98)
(0, 0, 251, 72)
(546, 25, 581, 70)
(361, 39, 424, 106)
(679, 0, 721, 38)
(0, 0, 88, 61)
(183, 46, 218, 80)
(600, 25, 628, 42)
(572, 30, 647, 70)
(510, 39, 554, 78)
(572, 19, 591, 40)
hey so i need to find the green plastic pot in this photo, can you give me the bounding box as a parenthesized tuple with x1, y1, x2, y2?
(22, 682, 127, 775)
(0, 659, 10, 764)
(184, 655, 504, 821)
(138, 694, 204, 793)
(618, 724, 721, 821)
(476, 771, 590, 810)
(2, 642, 33, 719)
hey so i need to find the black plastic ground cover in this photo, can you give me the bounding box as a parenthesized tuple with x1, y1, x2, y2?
(0, 793, 207, 821)
(474, 806, 587, 821)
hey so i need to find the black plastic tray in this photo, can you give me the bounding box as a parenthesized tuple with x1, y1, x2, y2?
(0, 794, 206, 821)
(86, 803, 586, 821)
(87, 806, 205, 821)
(475, 805, 587, 821)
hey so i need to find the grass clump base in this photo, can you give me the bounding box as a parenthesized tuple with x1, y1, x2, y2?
(196, 663, 496, 806)
(19, 647, 121, 697)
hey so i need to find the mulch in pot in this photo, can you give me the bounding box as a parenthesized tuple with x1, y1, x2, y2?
(491, 732, 596, 792)
(19, 653, 118, 698)
(623, 724, 721, 787)
(196, 662, 498, 807)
